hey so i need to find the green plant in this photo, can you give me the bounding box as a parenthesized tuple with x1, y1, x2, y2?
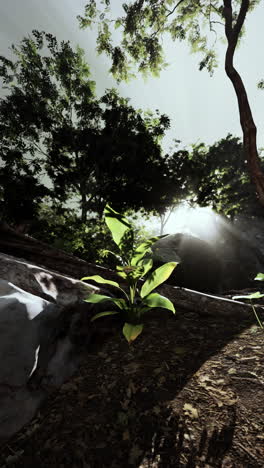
(232, 273, 264, 329)
(81, 204, 178, 343)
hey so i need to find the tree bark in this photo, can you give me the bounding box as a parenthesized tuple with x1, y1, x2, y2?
(223, 0, 264, 207)
(81, 190, 87, 223)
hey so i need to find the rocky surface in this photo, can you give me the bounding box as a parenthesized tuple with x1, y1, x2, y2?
(152, 233, 223, 293)
(152, 223, 264, 293)
(0, 259, 100, 446)
(0, 280, 59, 444)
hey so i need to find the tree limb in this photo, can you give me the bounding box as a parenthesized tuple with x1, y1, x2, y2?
(223, 0, 233, 39)
(233, 0, 249, 38)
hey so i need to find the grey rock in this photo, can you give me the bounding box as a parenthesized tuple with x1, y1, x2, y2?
(152, 233, 222, 293)
(0, 270, 101, 445)
(152, 220, 264, 293)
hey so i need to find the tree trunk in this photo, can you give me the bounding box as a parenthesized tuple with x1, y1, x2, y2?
(223, 0, 264, 207)
(81, 191, 87, 224)
(159, 206, 175, 236)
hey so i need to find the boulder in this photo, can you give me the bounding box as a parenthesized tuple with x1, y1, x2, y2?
(0, 253, 115, 446)
(0, 280, 60, 444)
(152, 228, 264, 293)
(214, 224, 264, 291)
(152, 233, 222, 293)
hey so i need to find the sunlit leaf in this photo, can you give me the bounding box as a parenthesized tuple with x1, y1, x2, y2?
(139, 257, 153, 277)
(104, 204, 131, 247)
(91, 311, 120, 322)
(130, 238, 157, 266)
(123, 322, 143, 343)
(254, 273, 264, 281)
(140, 262, 178, 298)
(81, 275, 120, 289)
(233, 292, 264, 300)
(84, 293, 112, 303)
(142, 292, 175, 313)
(84, 294, 126, 309)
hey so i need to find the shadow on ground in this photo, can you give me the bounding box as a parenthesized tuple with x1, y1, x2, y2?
(1, 300, 263, 467)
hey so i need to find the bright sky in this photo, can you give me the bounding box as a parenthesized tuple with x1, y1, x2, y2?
(1, 1, 264, 234)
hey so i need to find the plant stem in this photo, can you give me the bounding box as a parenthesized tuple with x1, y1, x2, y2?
(251, 300, 264, 329)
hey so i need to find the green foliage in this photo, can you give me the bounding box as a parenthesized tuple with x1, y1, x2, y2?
(78, 1, 260, 80)
(165, 134, 262, 218)
(191, 135, 263, 217)
(82, 204, 177, 343)
(78, 1, 263, 214)
(255, 273, 264, 281)
(0, 31, 175, 230)
(232, 273, 264, 329)
(30, 203, 157, 268)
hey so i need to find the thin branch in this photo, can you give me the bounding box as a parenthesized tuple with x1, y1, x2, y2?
(152, 0, 186, 37)
(211, 3, 221, 15)
(33, 142, 49, 158)
(210, 20, 224, 26)
(165, 0, 186, 19)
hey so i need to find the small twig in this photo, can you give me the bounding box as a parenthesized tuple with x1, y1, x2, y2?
(6, 444, 17, 454)
(230, 376, 264, 385)
(235, 441, 260, 463)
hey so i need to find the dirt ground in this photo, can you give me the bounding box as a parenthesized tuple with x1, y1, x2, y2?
(0, 295, 263, 468)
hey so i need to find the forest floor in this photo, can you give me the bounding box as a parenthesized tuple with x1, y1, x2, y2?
(0, 293, 264, 468)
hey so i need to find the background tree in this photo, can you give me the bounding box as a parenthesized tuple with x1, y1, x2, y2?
(0, 30, 96, 227)
(0, 30, 182, 263)
(78, 0, 264, 209)
(164, 134, 263, 219)
(0, 31, 175, 228)
(189, 135, 263, 218)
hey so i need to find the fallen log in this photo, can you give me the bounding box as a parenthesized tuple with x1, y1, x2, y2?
(1, 222, 263, 321)
(0, 222, 117, 282)
(0, 252, 97, 304)
(159, 283, 264, 320)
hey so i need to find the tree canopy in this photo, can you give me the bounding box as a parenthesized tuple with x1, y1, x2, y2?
(78, 0, 264, 209)
(0, 31, 177, 227)
(185, 134, 262, 217)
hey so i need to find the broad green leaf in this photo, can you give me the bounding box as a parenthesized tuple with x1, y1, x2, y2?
(142, 292, 175, 313)
(140, 262, 178, 298)
(116, 270, 128, 280)
(91, 311, 120, 322)
(254, 273, 264, 281)
(104, 204, 131, 247)
(138, 256, 153, 277)
(233, 292, 264, 300)
(123, 322, 143, 344)
(84, 294, 127, 310)
(84, 293, 112, 303)
(81, 275, 120, 289)
(130, 238, 157, 266)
